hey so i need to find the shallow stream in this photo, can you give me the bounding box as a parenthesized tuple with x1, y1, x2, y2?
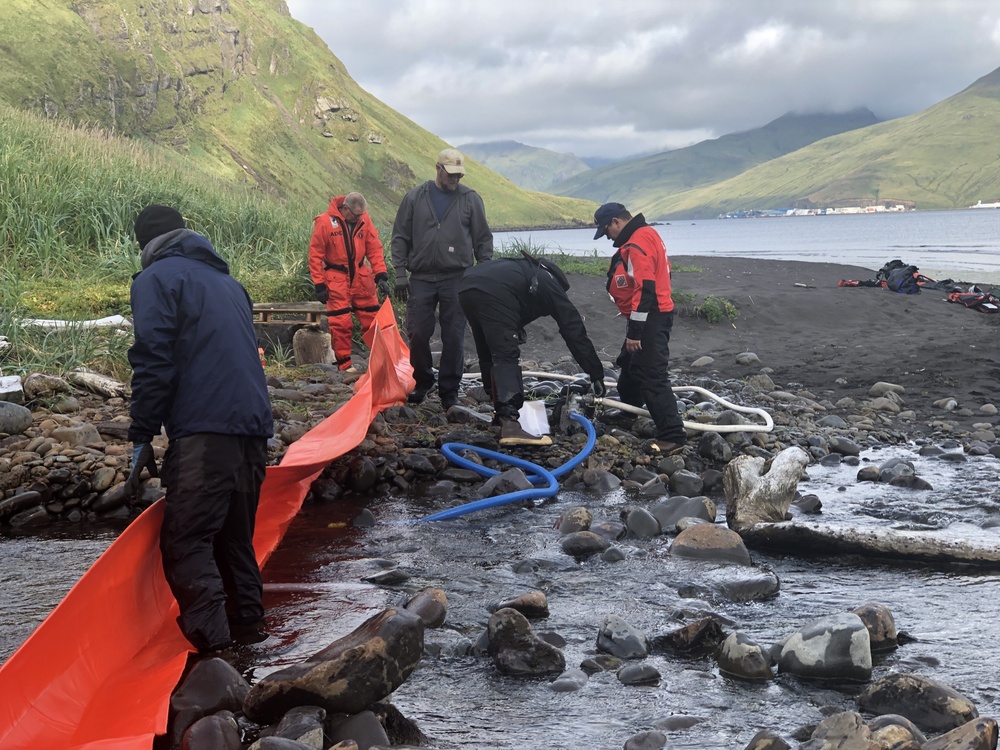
(3, 444, 1000, 749)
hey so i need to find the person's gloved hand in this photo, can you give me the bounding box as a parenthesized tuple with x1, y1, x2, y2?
(591, 375, 607, 398)
(314, 283, 329, 304)
(124, 443, 158, 501)
(376, 275, 391, 299)
(394, 278, 409, 302)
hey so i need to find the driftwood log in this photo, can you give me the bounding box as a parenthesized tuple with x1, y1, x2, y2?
(723, 446, 1000, 567)
(21, 314, 132, 330)
(723, 447, 810, 531)
(67, 368, 130, 398)
(733, 521, 1000, 567)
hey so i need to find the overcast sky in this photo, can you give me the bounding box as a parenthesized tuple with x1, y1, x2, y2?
(285, 1, 1000, 161)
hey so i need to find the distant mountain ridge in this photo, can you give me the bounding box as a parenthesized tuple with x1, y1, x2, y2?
(550, 109, 881, 206)
(459, 140, 591, 192)
(640, 66, 1000, 219)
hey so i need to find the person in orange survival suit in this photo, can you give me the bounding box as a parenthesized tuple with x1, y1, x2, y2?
(595, 202, 688, 457)
(308, 191, 391, 371)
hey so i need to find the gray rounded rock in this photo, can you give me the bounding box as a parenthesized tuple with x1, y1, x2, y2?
(0, 401, 32, 435)
(617, 662, 661, 686)
(597, 614, 649, 659)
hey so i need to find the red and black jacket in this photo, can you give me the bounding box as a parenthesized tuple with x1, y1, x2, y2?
(605, 214, 673, 340)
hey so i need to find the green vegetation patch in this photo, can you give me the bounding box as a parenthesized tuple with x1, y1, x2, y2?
(495, 237, 611, 276)
(694, 295, 740, 324)
(17, 278, 132, 318)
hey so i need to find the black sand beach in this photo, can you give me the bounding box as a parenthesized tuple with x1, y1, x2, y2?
(517, 256, 1000, 437)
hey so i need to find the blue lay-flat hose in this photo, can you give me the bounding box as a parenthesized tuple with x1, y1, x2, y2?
(414, 412, 597, 522)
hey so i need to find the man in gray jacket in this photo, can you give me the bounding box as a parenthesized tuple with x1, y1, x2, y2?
(391, 148, 493, 409)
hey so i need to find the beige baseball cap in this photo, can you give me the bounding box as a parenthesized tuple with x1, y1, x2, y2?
(437, 148, 466, 175)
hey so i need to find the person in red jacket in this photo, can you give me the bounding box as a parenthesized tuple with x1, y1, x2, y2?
(595, 202, 687, 456)
(308, 192, 390, 371)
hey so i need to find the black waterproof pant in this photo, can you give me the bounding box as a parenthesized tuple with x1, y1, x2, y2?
(405, 275, 467, 402)
(616, 310, 686, 443)
(159, 433, 267, 652)
(458, 289, 525, 419)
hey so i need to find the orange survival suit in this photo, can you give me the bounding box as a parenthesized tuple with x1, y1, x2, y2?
(308, 197, 389, 370)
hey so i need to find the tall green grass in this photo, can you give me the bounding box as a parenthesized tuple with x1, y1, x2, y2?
(0, 105, 315, 377)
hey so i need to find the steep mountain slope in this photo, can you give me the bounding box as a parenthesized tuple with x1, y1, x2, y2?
(0, 0, 594, 229)
(550, 109, 880, 206)
(459, 140, 591, 192)
(648, 67, 1000, 219)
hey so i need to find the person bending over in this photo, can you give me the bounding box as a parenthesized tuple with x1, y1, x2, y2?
(458, 255, 605, 446)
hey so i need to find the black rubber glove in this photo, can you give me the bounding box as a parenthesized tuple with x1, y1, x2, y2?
(314, 283, 329, 304)
(591, 376, 607, 398)
(376, 276, 391, 299)
(124, 443, 158, 500)
(394, 278, 409, 303)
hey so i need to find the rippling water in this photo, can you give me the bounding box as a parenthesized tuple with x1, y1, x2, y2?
(0, 526, 120, 660)
(496, 208, 1000, 282)
(253, 445, 1000, 749)
(2, 446, 1000, 747)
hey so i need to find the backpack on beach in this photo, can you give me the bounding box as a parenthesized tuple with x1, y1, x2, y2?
(874, 259, 907, 284)
(837, 259, 954, 292)
(884, 264, 921, 294)
(838, 259, 918, 289)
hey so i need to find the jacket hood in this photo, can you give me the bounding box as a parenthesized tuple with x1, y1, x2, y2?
(326, 195, 347, 216)
(140, 228, 230, 274)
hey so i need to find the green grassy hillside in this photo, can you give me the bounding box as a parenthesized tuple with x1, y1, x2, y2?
(460, 140, 592, 192)
(646, 68, 1000, 219)
(0, 105, 309, 310)
(550, 109, 879, 207)
(0, 0, 594, 230)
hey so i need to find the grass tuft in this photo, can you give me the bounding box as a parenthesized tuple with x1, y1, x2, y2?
(694, 295, 740, 323)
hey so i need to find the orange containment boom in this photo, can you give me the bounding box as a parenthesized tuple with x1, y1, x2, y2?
(0, 300, 413, 750)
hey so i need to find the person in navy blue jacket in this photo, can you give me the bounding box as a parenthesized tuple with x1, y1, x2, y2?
(126, 204, 273, 655)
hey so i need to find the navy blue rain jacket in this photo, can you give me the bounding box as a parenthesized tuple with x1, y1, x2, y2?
(127, 229, 273, 444)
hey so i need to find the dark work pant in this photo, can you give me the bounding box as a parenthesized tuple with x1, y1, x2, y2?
(459, 289, 524, 419)
(405, 275, 467, 401)
(160, 433, 267, 652)
(616, 310, 686, 443)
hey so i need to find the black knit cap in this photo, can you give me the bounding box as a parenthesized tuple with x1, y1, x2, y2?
(134, 204, 185, 250)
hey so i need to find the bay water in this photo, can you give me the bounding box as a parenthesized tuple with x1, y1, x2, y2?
(496, 207, 1000, 283)
(3, 209, 1000, 747)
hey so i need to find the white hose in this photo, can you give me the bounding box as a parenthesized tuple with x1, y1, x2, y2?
(596, 390, 773, 433)
(464, 370, 774, 434)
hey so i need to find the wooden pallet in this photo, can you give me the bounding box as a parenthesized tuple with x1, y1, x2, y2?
(252, 302, 327, 326)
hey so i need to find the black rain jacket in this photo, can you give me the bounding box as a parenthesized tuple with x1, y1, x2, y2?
(459, 257, 603, 379)
(127, 229, 272, 444)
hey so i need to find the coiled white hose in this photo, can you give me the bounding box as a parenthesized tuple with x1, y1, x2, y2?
(509, 370, 774, 434)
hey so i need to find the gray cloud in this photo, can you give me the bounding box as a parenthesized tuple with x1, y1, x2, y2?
(286, 0, 1000, 159)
